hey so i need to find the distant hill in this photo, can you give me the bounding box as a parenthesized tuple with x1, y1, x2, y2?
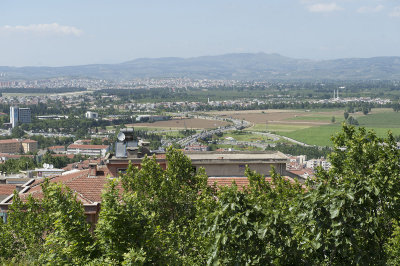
(1, 53, 400, 80)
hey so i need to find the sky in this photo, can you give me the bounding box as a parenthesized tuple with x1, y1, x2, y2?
(0, 0, 399, 66)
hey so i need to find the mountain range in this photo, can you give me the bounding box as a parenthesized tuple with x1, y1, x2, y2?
(1, 53, 400, 81)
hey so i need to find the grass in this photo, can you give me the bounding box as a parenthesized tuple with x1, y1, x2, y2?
(286, 115, 333, 122)
(357, 112, 400, 128)
(247, 123, 312, 132)
(278, 124, 342, 146)
(277, 123, 400, 147)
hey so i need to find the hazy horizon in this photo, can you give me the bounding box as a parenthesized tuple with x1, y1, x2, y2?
(1, 0, 400, 67)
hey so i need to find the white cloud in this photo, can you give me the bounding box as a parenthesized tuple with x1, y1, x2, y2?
(389, 6, 400, 17)
(0, 23, 83, 36)
(307, 3, 343, 13)
(357, 5, 384, 13)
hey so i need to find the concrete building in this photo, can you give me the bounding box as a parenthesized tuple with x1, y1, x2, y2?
(9, 107, 31, 128)
(10, 107, 18, 128)
(0, 139, 22, 154)
(67, 144, 110, 157)
(85, 111, 99, 119)
(21, 139, 38, 153)
(185, 151, 288, 177)
(0, 139, 38, 154)
(18, 108, 31, 124)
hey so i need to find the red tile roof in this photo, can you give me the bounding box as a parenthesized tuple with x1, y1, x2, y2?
(48, 145, 65, 150)
(207, 176, 297, 190)
(15, 169, 116, 205)
(21, 139, 37, 143)
(0, 184, 17, 197)
(0, 153, 34, 159)
(0, 139, 20, 144)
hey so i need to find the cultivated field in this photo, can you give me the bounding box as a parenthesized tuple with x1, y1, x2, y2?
(209, 109, 400, 146)
(127, 118, 231, 129)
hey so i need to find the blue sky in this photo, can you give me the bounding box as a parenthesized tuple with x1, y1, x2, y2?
(0, 0, 399, 66)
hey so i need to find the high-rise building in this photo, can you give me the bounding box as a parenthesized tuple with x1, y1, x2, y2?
(10, 106, 19, 128)
(18, 108, 31, 124)
(9, 107, 31, 128)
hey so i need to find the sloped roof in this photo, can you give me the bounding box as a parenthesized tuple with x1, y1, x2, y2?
(0, 184, 16, 202)
(207, 176, 297, 190)
(8, 169, 113, 205)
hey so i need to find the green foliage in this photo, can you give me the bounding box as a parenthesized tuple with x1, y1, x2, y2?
(11, 127, 25, 138)
(0, 157, 36, 174)
(42, 151, 86, 168)
(386, 221, 400, 265)
(2, 127, 400, 264)
(39, 181, 94, 265)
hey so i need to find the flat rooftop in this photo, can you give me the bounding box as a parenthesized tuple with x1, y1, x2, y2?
(184, 151, 288, 161)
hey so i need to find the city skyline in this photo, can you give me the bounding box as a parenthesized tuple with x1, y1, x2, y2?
(1, 0, 400, 67)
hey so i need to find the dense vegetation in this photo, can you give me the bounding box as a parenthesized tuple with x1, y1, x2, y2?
(0, 153, 86, 174)
(1, 125, 400, 264)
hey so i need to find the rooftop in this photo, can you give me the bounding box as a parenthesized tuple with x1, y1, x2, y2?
(184, 151, 288, 161)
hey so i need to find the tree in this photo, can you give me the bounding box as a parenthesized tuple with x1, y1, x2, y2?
(95, 148, 209, 264)
(344, 111, 349, 120)
(11, 127, 25, 139)
(297, 125, 400, 265)
(331, 116, 335, 123)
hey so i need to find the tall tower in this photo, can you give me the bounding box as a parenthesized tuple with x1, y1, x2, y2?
(10, 106, 19, 128)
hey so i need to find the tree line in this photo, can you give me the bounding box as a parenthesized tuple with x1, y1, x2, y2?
(1, 125, 400, 264)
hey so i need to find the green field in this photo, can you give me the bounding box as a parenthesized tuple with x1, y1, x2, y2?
(286, 115, 334, 122)
(275, 111, 400, 146)
(246, 123, 311, 132)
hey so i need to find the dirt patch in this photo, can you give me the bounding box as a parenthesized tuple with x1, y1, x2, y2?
(128, 118, 230, 129)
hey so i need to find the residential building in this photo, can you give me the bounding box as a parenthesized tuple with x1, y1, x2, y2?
(0, 139, 38, 154)
(67, 144, 110, 157)
(21, 139, 38, 153)
(0, 139, 22, 154)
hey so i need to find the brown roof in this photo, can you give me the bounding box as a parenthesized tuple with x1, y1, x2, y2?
(0, 184, 17, 201)
(62, 158, 102, 171)
(0, 139, 20, 144)
(0, 153, 34, 159)
(68, 144, 109, 149)
(48, 145, 65, 150)
(21, 139, 37, 143)
(0, 184, 16, 196)
(207, 176, 297, 190)
(15, 169, 114, 205)
(52, 154, 74, 159)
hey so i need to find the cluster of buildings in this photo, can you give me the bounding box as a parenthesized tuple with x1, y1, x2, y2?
(286, 155, 332, 180)
(0, 139, 37, 154)
(0, 77, 250, 90)
(312, 96, 391, 105)
(0, 128, 299, 225)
